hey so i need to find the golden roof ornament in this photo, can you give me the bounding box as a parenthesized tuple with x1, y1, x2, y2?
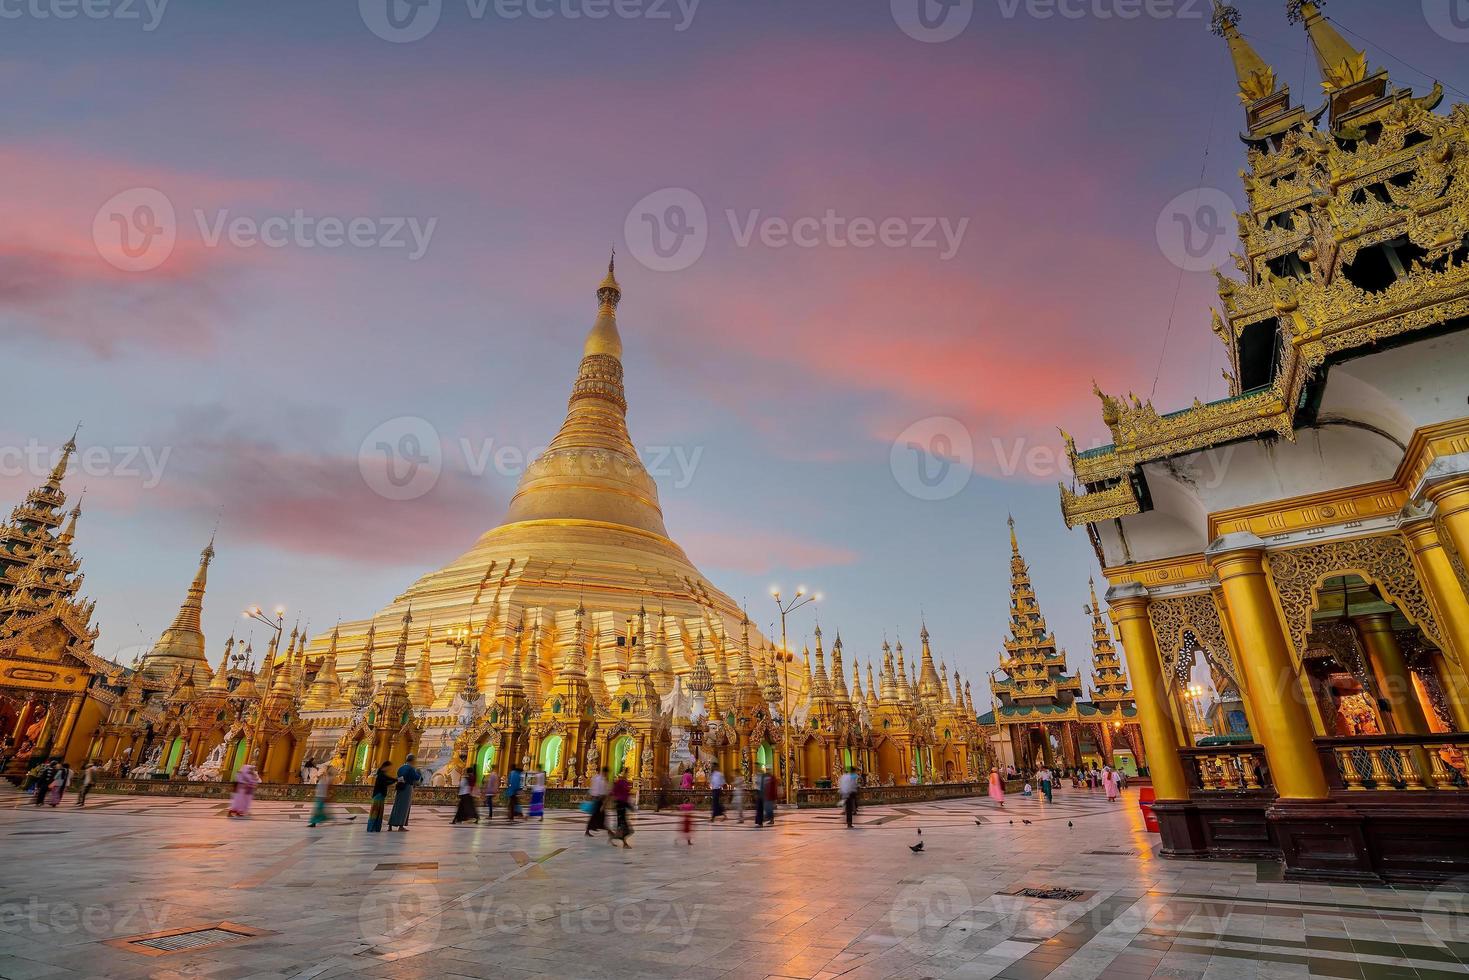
(1211, 1, 1279, 104)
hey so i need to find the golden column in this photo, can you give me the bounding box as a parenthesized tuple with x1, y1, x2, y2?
(1205, 533, 1328, 800)
(1419, 456, 1469, 572)
(1104, 583, 1190, 802)
(1354, 612, 1430, 735)
(1399, 502, 1469, 731)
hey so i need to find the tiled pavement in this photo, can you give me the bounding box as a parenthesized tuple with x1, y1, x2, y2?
(1, 785, 1466, 980)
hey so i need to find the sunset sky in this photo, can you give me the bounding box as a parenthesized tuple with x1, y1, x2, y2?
(3, 1, 1464, 689)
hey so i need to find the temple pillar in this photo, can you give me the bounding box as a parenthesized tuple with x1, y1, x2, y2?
(1105, 584, 1190, 801)
(1399, 504, 1469, 731)
(1419, 454, 1469, 576)
(54, 694, 84, 759)
(1354, 613, 1431, 735)
(1206, 534, 1329, 801)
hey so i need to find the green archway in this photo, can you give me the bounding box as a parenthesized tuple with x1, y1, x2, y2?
(165, 737, 183, 774)
(756, 743, 774, 771)
(476, 742, 497, 778)
(228, 740, 248, 779)
(611, 735, 635, 777)
(539, 734, 564, 773)
(351, 741, 371, 782)
(842, 747, 853, 770)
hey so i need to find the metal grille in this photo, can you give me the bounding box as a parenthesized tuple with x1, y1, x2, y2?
(1014, 887, 1086, 901)
(133, 928, 250, 952)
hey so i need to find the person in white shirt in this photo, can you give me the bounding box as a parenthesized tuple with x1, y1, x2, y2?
(838, 767, 859, 828)
(709, 765, 727, 822)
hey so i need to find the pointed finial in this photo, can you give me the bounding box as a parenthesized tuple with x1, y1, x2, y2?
(1008, 515, 1019, 554)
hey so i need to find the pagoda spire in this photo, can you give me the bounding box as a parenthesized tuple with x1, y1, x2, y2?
(849, 657, 864, 711)
(501, 256, 670, 538)
(346, 623, 376, 708)
(830, 630, 850, 702)
(585, 627, 610, 708)
(305, 623, 342, 709)
(410, 621, 437, 708)
(1288, 1, 1368, 92)
(382, 606, 412, 692)
(917, 620, 942, 709)
(208, 635, 234, 693)
(866, 661, 879, 709)
(139, 535, 215, 681)
(1211, 3, 1279, 103)
(810, 626, 831, 703)
(523, 612, 544, 709)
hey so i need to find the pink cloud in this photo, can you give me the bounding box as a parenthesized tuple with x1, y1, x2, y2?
(681, 527, 859, 577)
(141, 419, 495, 566)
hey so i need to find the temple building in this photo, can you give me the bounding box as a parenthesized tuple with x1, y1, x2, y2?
(0, 433, 106, 774)
(980, 518, 1141, 772)
(1058, 2, 1469, 881)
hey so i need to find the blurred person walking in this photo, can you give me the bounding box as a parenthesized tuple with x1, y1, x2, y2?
(367, 760, 393, 832)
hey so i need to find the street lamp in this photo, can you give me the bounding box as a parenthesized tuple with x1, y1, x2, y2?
(770, 585, 819, 805)
(242, 605, 286, 766)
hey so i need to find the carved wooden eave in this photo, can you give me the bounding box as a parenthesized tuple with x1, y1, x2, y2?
(1061, 100, 1469, 530)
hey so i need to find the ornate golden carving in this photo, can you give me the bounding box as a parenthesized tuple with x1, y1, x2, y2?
(1060, 94, 1469, 529)
(1266, 535, 1444, 661)
(1147, 592, 1237, 691)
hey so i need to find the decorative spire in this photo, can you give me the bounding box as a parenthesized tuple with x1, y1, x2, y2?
(689, 629, 713, 696)
(1211, 2, 1279, 103)
(866, 660, 880, 709)
(207, 635, 234, 693)
(585, 625, 610, 707)
(649, 605, 674, 696)
(347, 623, 377, 709)
(501, 256, 670, 538)
(810, 626, 831, 704)
(522, 612, 544, 708)
(829, 630, 850, 703)
(382, 606, 412, 692)
(410, 621, 437, 708)
(917, 620, 942, 709)
(138, 535, 216, 681)
(305, 624, 341, 709)
(1289, 1, 1368, 92)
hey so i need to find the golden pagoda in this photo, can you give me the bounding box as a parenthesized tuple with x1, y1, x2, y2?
(299, 257, 780, 779)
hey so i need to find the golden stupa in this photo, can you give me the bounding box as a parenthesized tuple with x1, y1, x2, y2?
(302, 257, 770, 703)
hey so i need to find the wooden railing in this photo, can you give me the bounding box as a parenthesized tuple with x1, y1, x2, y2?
(1180, 744, 1273, 793)
(1316, 735, 1469, 791)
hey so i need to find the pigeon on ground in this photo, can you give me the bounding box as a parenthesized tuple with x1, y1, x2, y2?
(1067, 821, 1073, 828)
(910, 828, 924, 853)
(1022, 819, 1033, 825)
(974, 818, 983, 826)
(1008, 820, 1014, 825)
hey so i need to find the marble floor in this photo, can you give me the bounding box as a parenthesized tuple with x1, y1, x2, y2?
(1, 784, 1466, 980)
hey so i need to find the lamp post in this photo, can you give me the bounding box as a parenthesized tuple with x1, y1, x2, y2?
(1185, 684, 1208, 740)
(770, 585, 819, 805)
(242, 605, 285, 767)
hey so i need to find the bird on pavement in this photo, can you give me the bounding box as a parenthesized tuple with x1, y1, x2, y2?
(1068, 821, 1073, 828)
(910, 828, 924, 853)
(1022, 819, 1033, 825)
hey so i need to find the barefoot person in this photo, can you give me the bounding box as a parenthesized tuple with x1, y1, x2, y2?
(988, 767, 1006, 808)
